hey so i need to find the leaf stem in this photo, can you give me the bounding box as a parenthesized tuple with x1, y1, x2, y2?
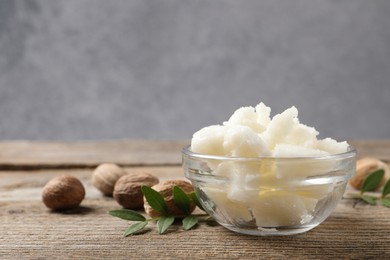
(344, 190, 382, 199)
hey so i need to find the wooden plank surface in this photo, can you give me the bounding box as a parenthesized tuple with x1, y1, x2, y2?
(0, 140, 388, 169)
(349, 140, 390, 161)
(1, 140, 390, 259)
(1, 195, 388, 259)
(0, 140, 189, 169)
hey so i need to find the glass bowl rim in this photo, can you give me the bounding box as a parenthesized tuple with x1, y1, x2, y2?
(182, 145, 356, 162)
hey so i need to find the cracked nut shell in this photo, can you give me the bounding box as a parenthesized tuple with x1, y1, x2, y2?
(144, 180, 196, 218)
(349, 157, 390, 190)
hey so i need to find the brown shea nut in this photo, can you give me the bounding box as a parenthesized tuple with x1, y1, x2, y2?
(144, 180, 196, 218)
(113, 172, 159, 209)
(349, 157, 390, 190)
(92, 163, 127, 196)
(42, 175, 85, 210)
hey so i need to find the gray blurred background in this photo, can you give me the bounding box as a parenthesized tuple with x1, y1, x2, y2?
(0, 0, 389, 141)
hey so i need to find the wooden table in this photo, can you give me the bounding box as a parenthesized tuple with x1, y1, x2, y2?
(1, 140, 389, 259)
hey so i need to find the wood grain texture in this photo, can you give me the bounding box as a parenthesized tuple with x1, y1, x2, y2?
(0, 140, 189, 169)
(0, 198, 389, 259)
(0, 140, 388, 170)
(349, 140, 390, 161)
(0, 167, 184, 202)
(1, 140, 390, 259)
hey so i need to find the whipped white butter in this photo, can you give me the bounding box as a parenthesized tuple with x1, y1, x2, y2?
(191, 102, 348, 227)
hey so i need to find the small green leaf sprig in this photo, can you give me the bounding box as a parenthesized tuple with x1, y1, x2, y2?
(359, 169, 390, 207)
(109, 185, 209, 236)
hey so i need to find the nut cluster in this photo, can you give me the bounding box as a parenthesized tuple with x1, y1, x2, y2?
(91, 163, 161, 209)
(349, 157, 390, 190)
(42, 163, 198, 219)
(90, 164, 197, 217)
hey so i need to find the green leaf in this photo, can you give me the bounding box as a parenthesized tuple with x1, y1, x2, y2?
(157, 216, 175, 234)
(109, 209, 146, 221)
(361, 195, 377, 205)
(173, 186, 191, 215)
(124, 222, 148, 237)
(141, 185, 168, 215)
(381, 198, 390, 208)
(190, 192, 205, 211)
(382, 179, 390, 198)
(182, 215, 198, 230)
(360, 169, 385, 193)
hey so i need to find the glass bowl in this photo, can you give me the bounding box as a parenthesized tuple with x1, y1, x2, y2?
(182, 146, 356, 236)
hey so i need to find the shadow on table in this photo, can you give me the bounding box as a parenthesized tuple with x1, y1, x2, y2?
(50, 206, 95, 215)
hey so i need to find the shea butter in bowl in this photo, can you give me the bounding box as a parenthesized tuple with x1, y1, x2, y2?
(183, 102, 356, 236)
(183, 146, 356, 236)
